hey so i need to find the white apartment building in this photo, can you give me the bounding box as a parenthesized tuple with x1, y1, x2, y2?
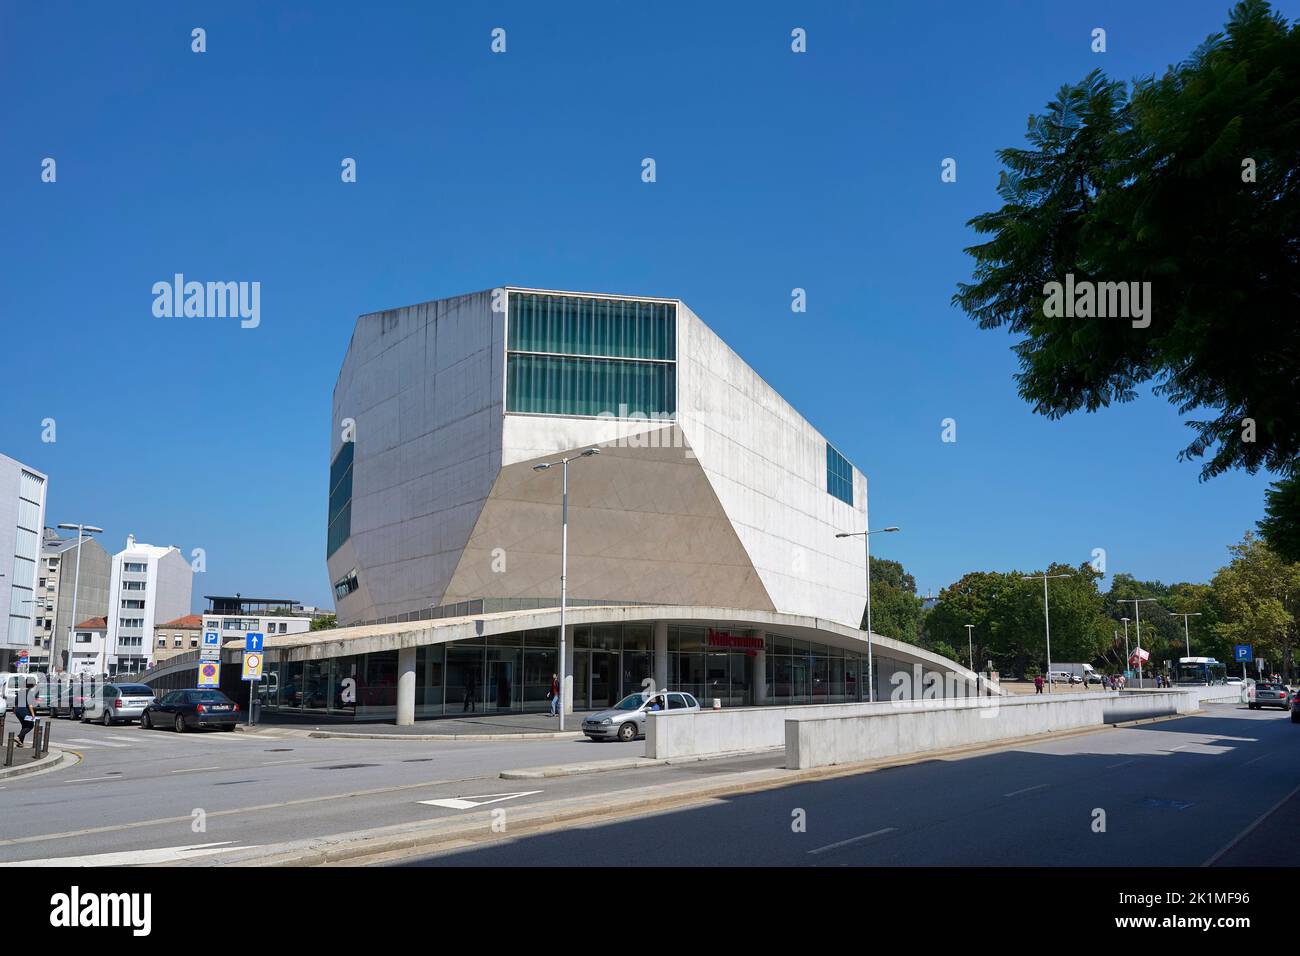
(0, 453, 47, 671)
(105, 534, 193, 674)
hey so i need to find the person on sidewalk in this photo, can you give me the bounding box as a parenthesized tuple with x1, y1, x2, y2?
(1034, 674, 1044, 695)
(13, 678, 36, 748)
(548, 673, 560, 717)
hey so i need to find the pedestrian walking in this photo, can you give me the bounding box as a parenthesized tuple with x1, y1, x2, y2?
(1034, 674, 1044, 695)
(548, 673, 560, 717)
(462, 674, 477, 713)
(12, 677, 36, 748)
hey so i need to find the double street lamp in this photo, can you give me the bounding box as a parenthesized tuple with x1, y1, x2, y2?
(532, 448, 599, 731)
(56, 522, 103, 676)
(1021, 571, 1072, 693)
(835, 526, 899, 703)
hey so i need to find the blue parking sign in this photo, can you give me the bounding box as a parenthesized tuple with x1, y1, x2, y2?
(245, 632, 264, 652)
(1234, 644, 1253, 662)
(203, 631, 219, 647)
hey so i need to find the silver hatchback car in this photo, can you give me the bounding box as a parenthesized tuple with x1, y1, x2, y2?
(84, 682, 156, 725)
(582, 691, 702, 742)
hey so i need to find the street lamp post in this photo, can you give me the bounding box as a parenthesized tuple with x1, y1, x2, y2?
(1022, 571, 1072, 693)
(1170, 611, 1202, 658)
(835, 526, 899, 703)
(1118, 598, 1159, 684)
(1121, 617, 1130, 675)
(532, 449, 599, 731)
(964, 624, 975, 671)
(56, 523, 103, 678)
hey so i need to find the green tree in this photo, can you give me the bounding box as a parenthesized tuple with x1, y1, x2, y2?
(954, 1, 1300, 536)
(1211, 533, 1300, 678)
(865, 558, 924, 646)
(310, 613, 337, 632)
(1259, 474, 1300, 563)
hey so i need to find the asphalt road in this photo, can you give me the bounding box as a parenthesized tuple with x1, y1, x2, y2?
(390, 704, 1300, 867)
(2, 704, 1295, 866)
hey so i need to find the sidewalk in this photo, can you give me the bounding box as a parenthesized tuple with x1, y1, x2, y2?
(237, 710, 600, 740)
(0, 746, 75, 781)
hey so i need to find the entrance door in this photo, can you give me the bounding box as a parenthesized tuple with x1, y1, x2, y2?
(591, 652, 617, 709)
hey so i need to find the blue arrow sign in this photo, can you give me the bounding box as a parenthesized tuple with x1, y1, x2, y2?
(245, 632, 264, 653)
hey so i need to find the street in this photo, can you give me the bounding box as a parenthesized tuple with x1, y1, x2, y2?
(1, 703, 1296, 867)
(389, 704, 1300, 867)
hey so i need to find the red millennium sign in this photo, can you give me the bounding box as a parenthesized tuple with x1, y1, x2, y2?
(706, 629, 764, 651)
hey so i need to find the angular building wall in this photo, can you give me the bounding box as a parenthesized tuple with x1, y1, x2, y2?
(329, 287, 867, 630)
(328, 290, 504, 624)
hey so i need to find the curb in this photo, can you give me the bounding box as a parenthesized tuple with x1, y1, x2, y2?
(500, 747, 783, 779)
(306, 730, 586, 742)
(0, 747, 78, 782)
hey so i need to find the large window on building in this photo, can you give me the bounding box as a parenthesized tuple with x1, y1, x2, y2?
(826, 442, 853, 506)
(506, 291, 676, 418)
(327, 441, 353, 557)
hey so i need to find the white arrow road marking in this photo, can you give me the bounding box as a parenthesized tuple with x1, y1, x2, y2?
(419, 790, 543, 810)
(0, 841, 253, 867)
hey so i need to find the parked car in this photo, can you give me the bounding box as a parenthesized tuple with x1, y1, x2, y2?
(582, 690, 701, 742)
(141, 688, 240, 732)
(1046, 671, 1073, 684)
(84, 683, 155, 725)
(1249, 682, 1292, 710)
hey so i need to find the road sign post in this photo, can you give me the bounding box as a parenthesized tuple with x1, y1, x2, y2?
(242, 634, 264, 726)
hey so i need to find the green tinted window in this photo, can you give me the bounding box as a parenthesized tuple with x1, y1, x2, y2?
(508, 292, 674, 359)
(506, 292, 676, 418)
(327, 442, 353, 557)
(827, 443, 853, 506)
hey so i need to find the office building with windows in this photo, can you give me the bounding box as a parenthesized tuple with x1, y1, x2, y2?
(0, 453, 47, 670)
(30, 528, 111, 672)
(105, 534, 193, 674)
(243, 287, 974, 723)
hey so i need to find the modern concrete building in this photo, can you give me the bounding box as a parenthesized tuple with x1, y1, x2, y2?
(235, 287, 974, 724)
(0, 453, 47, 671)
(30, 529, 111, 672)
(104, 534, 193, 675)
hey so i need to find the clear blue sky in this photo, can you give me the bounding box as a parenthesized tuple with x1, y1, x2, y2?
(2, 0, 1287, 611)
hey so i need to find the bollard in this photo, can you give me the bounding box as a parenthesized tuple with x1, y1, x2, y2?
(37, 719, 51, 759)
(4, 732, 13, 767)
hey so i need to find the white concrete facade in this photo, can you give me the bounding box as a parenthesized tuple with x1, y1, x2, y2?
(105, 534, 193, 674)
(0, 453, 47, 669)
(328, 287, 868, 630)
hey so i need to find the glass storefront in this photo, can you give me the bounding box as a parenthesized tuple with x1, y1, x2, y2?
(259, 621, 885, 719)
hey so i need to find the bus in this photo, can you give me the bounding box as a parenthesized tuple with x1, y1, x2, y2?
(1171, 656, 1227, 686)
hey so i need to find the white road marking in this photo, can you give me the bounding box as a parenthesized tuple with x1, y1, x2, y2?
(0, 841, 251, 867)
(109, 734, 152, 743)
(1106, 759, 1137, 769)
(419, 790, 544, 810)
(66, 738, 128, 749)
(808, 827, 897, 855)
(1004, 783, 1049, 797)
(169, 766, 220, 774)
(258, 759, 302, 766)
(1241, 752, 1272, 767)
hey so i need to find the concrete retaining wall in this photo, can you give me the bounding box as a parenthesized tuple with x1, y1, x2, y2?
(785, 690, 1208, 770)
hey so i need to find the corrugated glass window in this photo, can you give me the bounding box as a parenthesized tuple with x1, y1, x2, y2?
(506, 292, 676, 418)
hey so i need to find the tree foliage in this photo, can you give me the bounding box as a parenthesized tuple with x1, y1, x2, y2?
(954, 0, 1300, 529)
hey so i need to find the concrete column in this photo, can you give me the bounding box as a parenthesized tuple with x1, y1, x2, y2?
(751, 630, 766, 705)
(563, 626, 575, 715)
(653, 621, 669, 693)
(396, 645, 417, 726)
